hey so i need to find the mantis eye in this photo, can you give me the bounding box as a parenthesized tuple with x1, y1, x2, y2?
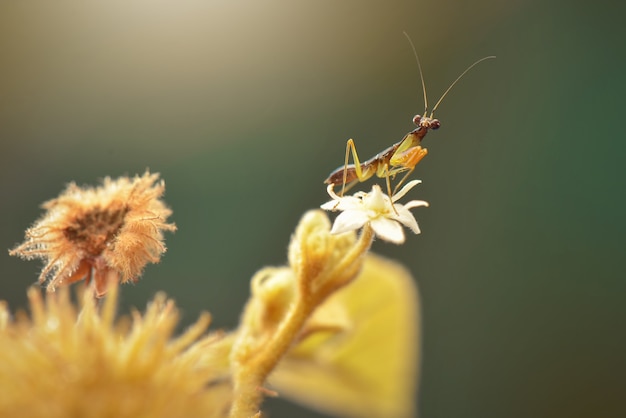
(412, 115, 422, 126)
(430, 119, 441, 130)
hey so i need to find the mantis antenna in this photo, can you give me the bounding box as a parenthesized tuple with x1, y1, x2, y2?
(403, 31, 429, 115)
(430, 55, 496, 116)
(403, 31, 495, 117)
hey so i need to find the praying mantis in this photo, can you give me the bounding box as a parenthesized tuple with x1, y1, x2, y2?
(325, 36, 495, 197)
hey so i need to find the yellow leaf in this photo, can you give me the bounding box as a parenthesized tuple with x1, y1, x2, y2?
(269, 253, 420, 418)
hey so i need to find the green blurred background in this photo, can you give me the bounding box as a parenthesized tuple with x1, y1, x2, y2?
(1, 1, 624, 417)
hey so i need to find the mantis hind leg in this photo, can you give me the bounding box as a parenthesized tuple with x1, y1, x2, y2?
(341, 178, 361, 194)
(383, 163, 394, 199)
(341, 139, 368, 196)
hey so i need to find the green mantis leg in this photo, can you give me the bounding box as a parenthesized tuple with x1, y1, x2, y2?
(341, 139, 370, 196)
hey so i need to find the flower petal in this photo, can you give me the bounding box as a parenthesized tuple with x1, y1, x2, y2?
(326, 183, 342, 200)
(330, 211, 369, 235)
(321, 196, 362, 212)
(362, 185, 390, 212)
(392, 205, 421, 234)
(370, 217, 406, 244)
(392, 180, 422, 202)
(403, 200, 429, 210)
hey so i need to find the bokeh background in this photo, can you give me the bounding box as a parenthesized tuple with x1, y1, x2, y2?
(1, 1, 624, 417)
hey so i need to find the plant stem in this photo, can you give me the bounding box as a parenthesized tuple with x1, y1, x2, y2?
(228, 224, 374, 418)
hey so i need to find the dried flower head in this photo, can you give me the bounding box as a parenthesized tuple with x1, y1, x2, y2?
(9, 171, 176, 296)
(321, 180, 429, 244)
(0, 285, 231, 418)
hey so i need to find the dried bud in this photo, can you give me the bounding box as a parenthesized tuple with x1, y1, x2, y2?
(9, 171, 176, 296)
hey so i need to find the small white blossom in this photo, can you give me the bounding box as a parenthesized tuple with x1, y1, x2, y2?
(321, 180, 429, 244)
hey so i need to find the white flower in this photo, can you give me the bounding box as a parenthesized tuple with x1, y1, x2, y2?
(320, 180, 429, 244)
